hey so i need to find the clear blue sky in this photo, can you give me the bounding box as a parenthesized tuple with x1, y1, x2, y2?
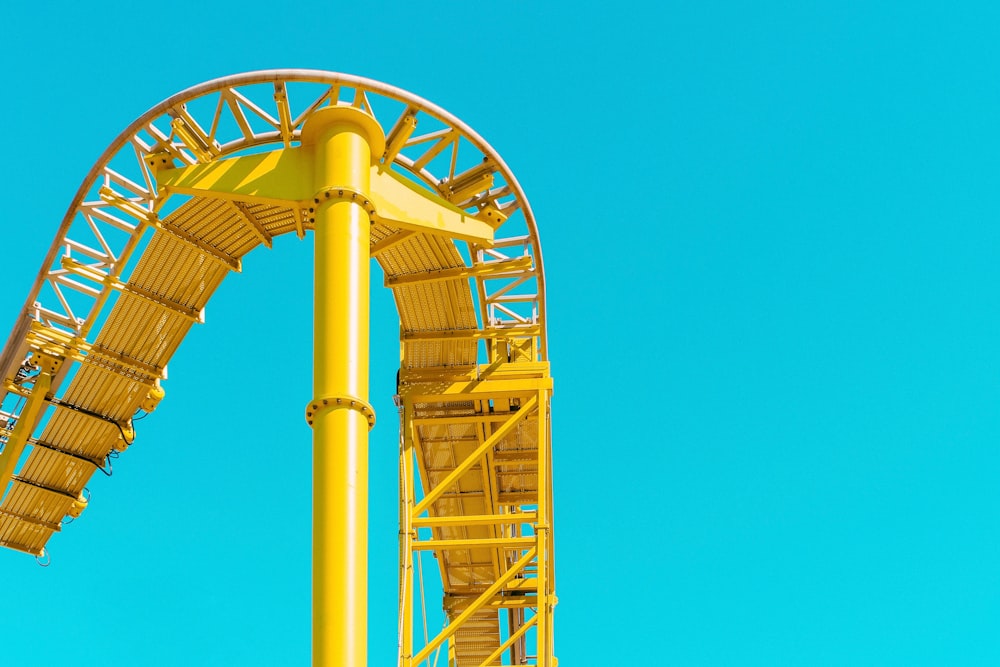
(2, 2, 999, 665)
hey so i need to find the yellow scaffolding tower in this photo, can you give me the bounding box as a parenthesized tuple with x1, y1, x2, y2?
(0, 70, 556, 666)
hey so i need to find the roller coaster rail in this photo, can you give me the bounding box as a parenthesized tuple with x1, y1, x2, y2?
(0, 70, 557, 667)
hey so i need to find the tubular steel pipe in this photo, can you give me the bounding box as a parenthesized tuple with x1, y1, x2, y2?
(304, 105, 384, 667)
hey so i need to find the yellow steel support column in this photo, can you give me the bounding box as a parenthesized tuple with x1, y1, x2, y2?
(536, 387, 552, 666)
(400, 367, 554, 666)
(399, 395, 415, 667)
(304, 106, 385, 667)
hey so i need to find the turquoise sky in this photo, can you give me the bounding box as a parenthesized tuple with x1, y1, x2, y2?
(2, 2, 1000, 665)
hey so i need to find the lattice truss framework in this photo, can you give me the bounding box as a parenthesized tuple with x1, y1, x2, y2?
(0, 71, 555, 666)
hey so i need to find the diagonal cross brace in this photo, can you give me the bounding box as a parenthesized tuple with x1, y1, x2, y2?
(411, 547, 538, 665)
(412, 393, 538, 518)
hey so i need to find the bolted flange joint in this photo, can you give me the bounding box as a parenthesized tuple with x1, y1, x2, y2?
(304, 186, 377, 226)
(305, 394, 376, 431)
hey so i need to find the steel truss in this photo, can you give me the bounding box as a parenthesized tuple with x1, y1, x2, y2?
(0, 70, 556, 666)
(399, 362, 555, 666)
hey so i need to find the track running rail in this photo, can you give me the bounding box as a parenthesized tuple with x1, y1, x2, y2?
(0, 70, 556, 666)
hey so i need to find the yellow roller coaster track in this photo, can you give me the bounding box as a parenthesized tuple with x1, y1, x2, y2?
(0, 70, 556, 666)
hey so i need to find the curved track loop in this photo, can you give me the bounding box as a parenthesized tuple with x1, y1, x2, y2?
(0, 71, 555, 666)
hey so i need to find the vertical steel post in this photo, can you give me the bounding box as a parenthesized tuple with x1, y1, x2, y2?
(304, 105, 385, 667)
(535, 389, 550, 667)
(400, 396, 415, 667)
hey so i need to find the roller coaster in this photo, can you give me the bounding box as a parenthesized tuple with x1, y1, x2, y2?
(0, 71, 556, 666)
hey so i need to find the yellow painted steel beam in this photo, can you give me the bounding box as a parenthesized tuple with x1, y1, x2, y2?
(156, 147, 312, 202)
(384, 255, 533, 288)
(503, 578, 541, 592)
(403, 377, 552, 403)
(155, 139, 496, 246)
(411, 536, 535, 551)
(477, 597, 540, 611)
(410, 412, 520, 426)
(382, 110, 416, 164)
(304, 106, 383, 667)
(410, 412, 522, 427)
(443, 592, 538, 614)
(412, 512, 537, 528)
(536, 387, 554, 666)
(399, 360, 551, 384)
(401, 325, 541, 342)
(399, 395, 415, 665)
(367, 167, 494, 244)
